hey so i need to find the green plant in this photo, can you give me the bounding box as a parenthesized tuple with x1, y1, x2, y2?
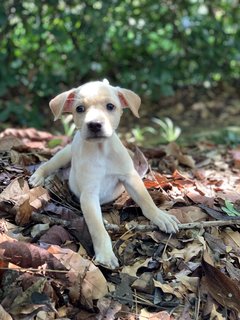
(131, 126, 155, 143)
(152, 117, 181, 143)
(0, 0, 239, 129)
(188, 127, 240, 146)
(61, 115, 76, 137)
(221, 200, 240, 217)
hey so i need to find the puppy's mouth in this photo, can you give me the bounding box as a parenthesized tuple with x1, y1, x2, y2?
(86, 136, 107, 140)
(85, 134, 108, 140)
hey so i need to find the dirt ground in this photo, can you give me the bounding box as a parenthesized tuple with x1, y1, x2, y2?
(119, 84, 240, 144)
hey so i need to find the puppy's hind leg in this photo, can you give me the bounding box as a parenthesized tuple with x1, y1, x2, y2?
(29, 144, 72, 187)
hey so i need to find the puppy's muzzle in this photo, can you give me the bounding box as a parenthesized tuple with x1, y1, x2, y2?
(87, 121, 102, 133)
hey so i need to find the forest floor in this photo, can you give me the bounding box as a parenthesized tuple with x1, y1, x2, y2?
(0, 85, 240, 319)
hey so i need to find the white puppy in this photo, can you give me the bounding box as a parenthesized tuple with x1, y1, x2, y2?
(30, 80, 179, 268)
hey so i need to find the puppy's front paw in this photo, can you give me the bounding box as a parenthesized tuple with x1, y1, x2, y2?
(152, 209, 179, 233)
(29, 171, 45, 187)
(95, 250, 119, 269)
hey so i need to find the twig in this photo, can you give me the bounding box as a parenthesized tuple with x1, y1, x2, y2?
(32, 212, 240, 232)
(31, 212, 71, 227)
(125, 219, 240, 232)
(162, 233, 172, 257)
(179, 219, 240, 229)
(194, 283, 201, 320)
(0, 266, 68, 273)
(103, 219, 120, 232)
(108, 294, 155, 308)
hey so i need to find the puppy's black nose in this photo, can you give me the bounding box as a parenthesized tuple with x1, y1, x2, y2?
(87, 121, 102, 133)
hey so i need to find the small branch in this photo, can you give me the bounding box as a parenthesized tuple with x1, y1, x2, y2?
(31, 212, 240, 233)
(103, 219, 120, 232)
(31, 212, 71, 227)
(179, 219, 240, 229)
(125, 219, 240, 232)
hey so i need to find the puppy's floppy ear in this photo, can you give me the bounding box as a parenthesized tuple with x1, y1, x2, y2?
(49, 89, 77, 121)
(117, 88, 141, 118)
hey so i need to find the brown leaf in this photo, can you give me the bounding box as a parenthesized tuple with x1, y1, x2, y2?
(168, 205, 208, 223)
(39, 225, 75, 248)
(9, 277, 47, 316)
(187, 190, 215, 208)
(132, 147, 149, 178)
(226, 261, 240, 283)
(170, 241, 204, 262)
(10, 150, 47, 166)
(230, 149, 240, 169)
(0, 240, 67, 279)
(202, 256, 240, 312)
(172, 170, 194, 187)
(132, 272, 154, 294)
(139, 309, 172, 320)
(33, 203, 93, 255)
(0, 128, 53, 142)
(204, 232, 227, 255)
(0, 136, 23, 152)
(49, 246, 107, 307)
(0, 178, 49, 225)
(166, 142, 195, 168)
(97, 297, 122, 320)
(144, 172, 171, 189)
(28, 186, 50, 210)
(0, 177, 29, 202)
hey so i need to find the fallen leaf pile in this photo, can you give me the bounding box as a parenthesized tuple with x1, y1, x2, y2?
(0, 128, 240, 319)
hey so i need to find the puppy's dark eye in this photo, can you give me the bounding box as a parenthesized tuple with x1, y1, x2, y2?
(106, 103, 115, 111)
(76, 105, 85, 113)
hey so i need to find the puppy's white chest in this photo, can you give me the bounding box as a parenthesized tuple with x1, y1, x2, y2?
(69, 156, 120, 203)
(69, 133, 122, 203)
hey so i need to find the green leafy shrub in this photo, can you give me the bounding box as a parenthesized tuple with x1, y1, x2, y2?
(0, 0, 239, 128)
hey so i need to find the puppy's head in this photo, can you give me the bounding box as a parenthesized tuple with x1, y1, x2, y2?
(49, 80, 141, 141)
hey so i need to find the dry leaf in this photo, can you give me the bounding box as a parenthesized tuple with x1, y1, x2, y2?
(170, 241, 204, 262)
(0, 128, 53, 141)
(0, 136, 23, 152)
(175, 274, 199, 294)
(166, 142, 195, 168)
(230, 149, 240, 169)
(144, 171, 171, 189)
(39, 225, 74, 247)
(132, 147, 149, 178)
(0, 240, 67, 278)
(153, 279, 182, 299)
(139, 309, 172, 320)
(9, 278, 47, 315)
(210, 304, 225, 320)
(48, 246, 108, 306)
(121, 258, 152, 277)
(0, 178, 49, 225)
(97, 297, 122, 320)
(202, 256, 240, 312)
(168, 205, 208, 223)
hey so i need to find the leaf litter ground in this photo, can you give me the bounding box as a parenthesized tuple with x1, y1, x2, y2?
(0, 128, 240, 319)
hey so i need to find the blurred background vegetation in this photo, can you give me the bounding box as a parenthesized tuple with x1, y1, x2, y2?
(0, 0, 239, 144)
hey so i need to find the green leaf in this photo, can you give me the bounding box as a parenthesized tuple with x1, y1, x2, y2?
(221, 200, 240, 217)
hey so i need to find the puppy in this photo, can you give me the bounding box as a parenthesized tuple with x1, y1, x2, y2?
(30, 80, 179, 268)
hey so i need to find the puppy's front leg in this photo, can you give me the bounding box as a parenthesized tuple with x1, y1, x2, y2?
(80, 192, 119, 269)
(30, 144, 71, 187)
(122, 171, 179, 233)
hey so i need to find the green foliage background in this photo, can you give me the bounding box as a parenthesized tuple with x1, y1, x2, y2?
(0, 0, 239, 128)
